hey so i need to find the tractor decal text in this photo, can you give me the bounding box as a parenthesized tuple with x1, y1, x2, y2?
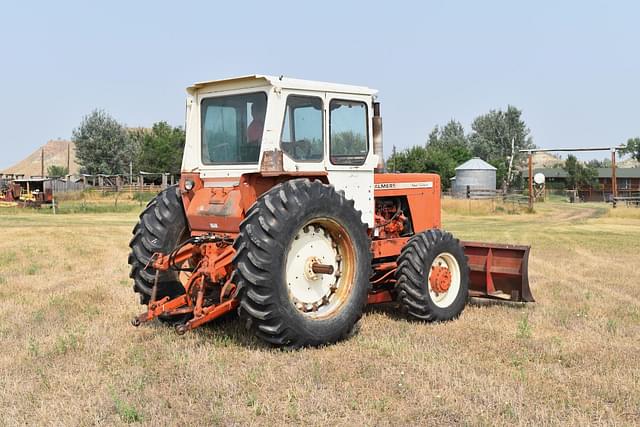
(374, 182, 433, 190)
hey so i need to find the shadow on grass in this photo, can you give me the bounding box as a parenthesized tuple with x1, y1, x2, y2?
(365, 297, 529, 316)
(141, 304, 407, 350)
(173, 311, 268, 349)
(134, 297, 531, 350)
(468, 297, 531, 309)
(363, 302, 406, 321)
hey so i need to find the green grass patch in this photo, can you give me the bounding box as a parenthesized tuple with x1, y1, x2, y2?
(132, 192, 155, 204)
(0, 251, 17, 266)
(50, 203, 141, 214)
(54, 332, 80, 355)
(26, 263, 39, 275)
(517, 315, 532, 339)
(111, 392, 143, 423)
(28, 338, 40, 358)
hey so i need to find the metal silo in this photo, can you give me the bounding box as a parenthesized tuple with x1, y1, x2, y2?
(453, 157, 497, 198)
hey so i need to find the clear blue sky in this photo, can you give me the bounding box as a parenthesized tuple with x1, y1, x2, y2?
(1, 0, 638, 169)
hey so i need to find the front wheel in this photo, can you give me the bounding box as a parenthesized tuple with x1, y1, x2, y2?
(396, 229, 469, 321)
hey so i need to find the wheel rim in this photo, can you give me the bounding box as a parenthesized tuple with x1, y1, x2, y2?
(427, 252, 461, 308)
(285, 219, 356, 319)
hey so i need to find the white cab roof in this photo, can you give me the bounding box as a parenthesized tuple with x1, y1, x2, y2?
(187, 75, 377, 96)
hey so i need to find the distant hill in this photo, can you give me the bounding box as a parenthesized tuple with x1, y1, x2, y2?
(532, 152, 563, 168)
(1, 140, 79, 177)
(619, 157, 639, 168)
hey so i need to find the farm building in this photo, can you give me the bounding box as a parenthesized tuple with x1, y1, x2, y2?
(1, 177, 84, 205)
(452, 157, 497, 198)
(534, 167, 640, 201)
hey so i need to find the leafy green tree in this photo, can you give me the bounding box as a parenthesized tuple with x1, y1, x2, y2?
(563, 155, 598, 190)
(47, 165, 69, 177)
(563, 155, 579, 190)
(387, 146, 430, 173)
(468, 106, 535, 190)
(623, 137, 640, 161)
(425, 120, 472, 188)
(386, 120, 472, 190)
(427, 120, 468, 153)
(132, 122, 185, 173)
(72, 109, 132, 175)
(585, 158, 611, 168)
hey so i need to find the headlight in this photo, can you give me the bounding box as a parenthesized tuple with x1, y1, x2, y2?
(184, 179, 194, 191)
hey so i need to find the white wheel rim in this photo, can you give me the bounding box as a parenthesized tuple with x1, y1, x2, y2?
(285, 224, 342, 317)
(427, 252, 461, 308)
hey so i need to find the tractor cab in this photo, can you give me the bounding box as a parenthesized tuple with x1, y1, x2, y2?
(181, 75, 380, 224)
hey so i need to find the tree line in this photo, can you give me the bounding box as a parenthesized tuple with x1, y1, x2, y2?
(386, 106, 535, 191)
(624, 138, 640, 162)
(387, 106, 640, 192)
(72, 109, 185, 176)
(67, 107, 639, 189)
(561, 138, 640, 191)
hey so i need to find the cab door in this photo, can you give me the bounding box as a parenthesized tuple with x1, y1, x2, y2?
(278, 89, 327, 175)
(324, 93, 376, 226)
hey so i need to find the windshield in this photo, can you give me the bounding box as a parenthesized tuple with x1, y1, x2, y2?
(201, 92, 267, 165)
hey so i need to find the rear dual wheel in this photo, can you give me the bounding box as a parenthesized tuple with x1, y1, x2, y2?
(233, 179, 371, 348)
(128, 186, 189, 323)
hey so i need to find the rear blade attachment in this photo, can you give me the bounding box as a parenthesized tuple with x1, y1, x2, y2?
(462, 241, 534, 303)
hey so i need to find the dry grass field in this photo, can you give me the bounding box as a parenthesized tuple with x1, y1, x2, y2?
(0, 199, 639, 426)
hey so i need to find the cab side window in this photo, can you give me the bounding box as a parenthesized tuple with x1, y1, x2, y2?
(280, 95, 324, 161)
(329, 100, 368, 165)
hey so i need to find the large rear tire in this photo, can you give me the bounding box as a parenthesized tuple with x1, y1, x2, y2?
(233, 179, 371, 348)
(128, 186, 189, 309)
(396, 229, 469, 321)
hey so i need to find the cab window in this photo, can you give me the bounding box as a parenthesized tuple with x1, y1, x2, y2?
(280, 95, 323, 161)
(201, 92, 267, 164)
(329, 100, 368, 165)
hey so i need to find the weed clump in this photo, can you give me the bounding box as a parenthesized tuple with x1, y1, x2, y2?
(517, 314, 532, 339)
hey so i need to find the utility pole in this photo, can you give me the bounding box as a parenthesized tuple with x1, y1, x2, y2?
(52, 183, 56, 215)
(67, 142, 71, 175)
(528, 151, 533, 211)
(505, 136, 515, 193)
(611, 148, 617, 199)
(41, 148, 45, 177)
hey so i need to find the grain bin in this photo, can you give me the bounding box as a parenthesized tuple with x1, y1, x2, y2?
(453, 157, 496, 198)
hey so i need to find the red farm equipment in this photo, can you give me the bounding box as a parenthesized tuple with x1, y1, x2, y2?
(129, 75, 533, 348)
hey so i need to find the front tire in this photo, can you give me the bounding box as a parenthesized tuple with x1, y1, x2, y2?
(396, 229, 469, 321)
(233, 179, 372, 348)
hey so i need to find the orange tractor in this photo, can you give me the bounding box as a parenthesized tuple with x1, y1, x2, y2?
(129, 75, 533, 347)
